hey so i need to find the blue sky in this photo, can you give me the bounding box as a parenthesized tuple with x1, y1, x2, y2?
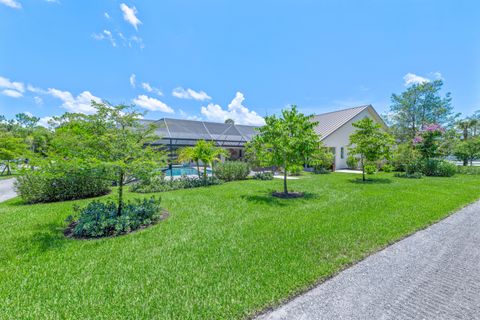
(1, 0, 479, 126)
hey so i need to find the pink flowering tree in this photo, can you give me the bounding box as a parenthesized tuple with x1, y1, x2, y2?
(413, 123, 445, 160)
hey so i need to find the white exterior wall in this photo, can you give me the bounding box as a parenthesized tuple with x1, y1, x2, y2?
(321, 108, 381, 169)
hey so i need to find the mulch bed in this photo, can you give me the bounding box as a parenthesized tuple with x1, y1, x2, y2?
(64, 210, 170, 240)
(272, 191, 304, 199)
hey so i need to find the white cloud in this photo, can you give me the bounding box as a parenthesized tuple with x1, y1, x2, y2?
(120, 3, 141, 30)
(1, 89, 23, 98)
(133, 95, 174, 113)
(92, 29, 116, 47)
(34, 96, 43, 105)
(47, 88, 101, 114)
(141, 82, 162, 96)
(200, 92, 265, 125)
(129, 74, 136, 88)
(0, 0, 22, 9)
(179, 109, 201, 121)
(104, 12, 110, 19)
(27, 84, 46, 94)
(0, 76, 25, 93)
(403, 73, 430, 86)
(432, 71, 443, 80)
(38, 116, 54, 128)
(172, 87, 211, 101)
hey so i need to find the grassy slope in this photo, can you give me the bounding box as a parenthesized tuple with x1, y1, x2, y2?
(1, 173, 480, 319)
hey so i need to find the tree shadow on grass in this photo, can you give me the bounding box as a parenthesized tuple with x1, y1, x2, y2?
(349, 178, 393, 184)
(31, 222, 69, 252)
(241, 191, 318, 206)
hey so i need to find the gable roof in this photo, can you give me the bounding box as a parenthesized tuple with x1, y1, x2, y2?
(312, 105, 386, 140)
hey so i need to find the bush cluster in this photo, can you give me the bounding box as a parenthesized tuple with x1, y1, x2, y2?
(346, 155, 358, 169)
(15, 162, 111, 204)
(253, 171, 274, 180)
(287, 165, 303, 176)
(130, 175, 222, 193)
(214, 161, 250, 181)
(421, 159, 456, 177)
(381, 163, 394, 172)
(456, 165, 480, 175)
(363, 164, 377, 175)
(313, 167, 331, 174)
(394, 172, 423, 179)
(69, 197, 163, 238)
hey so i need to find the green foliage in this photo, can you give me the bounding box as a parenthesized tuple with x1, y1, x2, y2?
(252, 171, 274, 180)
(287, 164, 303, 176)
(70, 197, 163, 238)
(389, 80, 454, 142)
(394, 172, 423, 179)
(15, 161, 111, 204)
(313, 167, 331, 174)
(391, 143, 421, 172)
(0, 131, 28, 175)
(214, 161, 250, 181)
(346, 155, 358, 169)
(456, 165, 480, 175)
(247, 105, 320, 194)
(130, 175, 222, 193)
(381, 163, 394, 172)
(177, 140, 227, 182)
(420, 159, 456, 177)
(50, 102, 166, 215)
(454, 137, 480, 166)
(349, 117, 394, 181)
(363, 164, 377, 175)
(308, 148, 334, 171)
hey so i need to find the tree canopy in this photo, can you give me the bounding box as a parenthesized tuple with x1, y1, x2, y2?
(248, 105, 320, 195)
(349, 117, 394, 181)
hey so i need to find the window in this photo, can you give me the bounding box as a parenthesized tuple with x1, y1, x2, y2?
(340, 147, 344, 159)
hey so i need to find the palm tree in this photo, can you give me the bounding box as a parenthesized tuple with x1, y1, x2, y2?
(177, 145, 201, 178)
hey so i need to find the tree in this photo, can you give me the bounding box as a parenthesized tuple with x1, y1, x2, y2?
(389, 80, 455, 142)
(178, 140, 227, 183)
(348, 118, 394, 181)
(454, 137, 480, 166)
(248, 105, 319, 195)
(224, 119, 235, 125)
(0, 131, 27, 175)
(50, 102, 166, 216)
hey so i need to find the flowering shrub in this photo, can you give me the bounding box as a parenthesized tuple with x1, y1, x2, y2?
(413, 123, 445, 160)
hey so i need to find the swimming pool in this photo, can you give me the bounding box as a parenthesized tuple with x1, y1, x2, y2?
(163, 166, 212, 177)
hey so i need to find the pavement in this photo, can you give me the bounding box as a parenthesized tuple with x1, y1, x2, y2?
(335, 169, 363, 174)
(257, 201, 480, 320)
(0, 178, 17, 202)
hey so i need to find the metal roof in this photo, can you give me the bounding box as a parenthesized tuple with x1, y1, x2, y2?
(141, 118, 259, 147)
(312, 105, 373, 140)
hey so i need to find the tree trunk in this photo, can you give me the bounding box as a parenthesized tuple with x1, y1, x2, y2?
(6, 161, 11, 175)
(464, 159, 469, 166)
(203, 164, 207, 185)
(196, 161, 201, 179)
(283, 156, 288, 194)
(361, 157, 365, 181)
(117, 168, 124, 216)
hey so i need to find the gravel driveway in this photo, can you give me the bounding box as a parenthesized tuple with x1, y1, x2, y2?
(257, 201, 480, 320)
(0, 178, 17, 202)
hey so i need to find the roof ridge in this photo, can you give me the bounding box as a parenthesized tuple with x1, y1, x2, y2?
(314, 105, 370, 117)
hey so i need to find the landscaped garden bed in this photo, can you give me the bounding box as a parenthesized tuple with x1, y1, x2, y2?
(1, 173, 480, 319)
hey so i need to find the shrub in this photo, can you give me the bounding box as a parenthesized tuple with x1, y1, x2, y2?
(456, 166, 480, 175)
(215, 161, 250, 181)
(15, 161, 111, 204)
(381, 163, 394, 173)
(421, 159, 456, 177)
(363, 164, 377, 175)
(313, 167, 331, 174)
(392, 143, 421, 172)
(253, 171, 274, 180)
(130, 175, 222, 193)
(68, 197, 163, 238)
(287, 164, 303, 176)
(346, 155, 358, 169)
(394, 172, 423, 179)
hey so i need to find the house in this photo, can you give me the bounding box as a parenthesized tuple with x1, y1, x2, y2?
(312, 105, 387, 169)
(143, 105, 387, 169)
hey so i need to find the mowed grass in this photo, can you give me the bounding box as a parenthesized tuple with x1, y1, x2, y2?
(1, 173, 480, 319)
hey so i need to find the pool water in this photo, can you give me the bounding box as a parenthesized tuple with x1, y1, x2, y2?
(163, 166, 212, 177)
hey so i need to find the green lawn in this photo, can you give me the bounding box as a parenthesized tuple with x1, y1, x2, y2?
(1, 173, 480, 319)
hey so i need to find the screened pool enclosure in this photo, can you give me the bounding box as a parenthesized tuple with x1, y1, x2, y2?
(141, 118, 260, 161)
